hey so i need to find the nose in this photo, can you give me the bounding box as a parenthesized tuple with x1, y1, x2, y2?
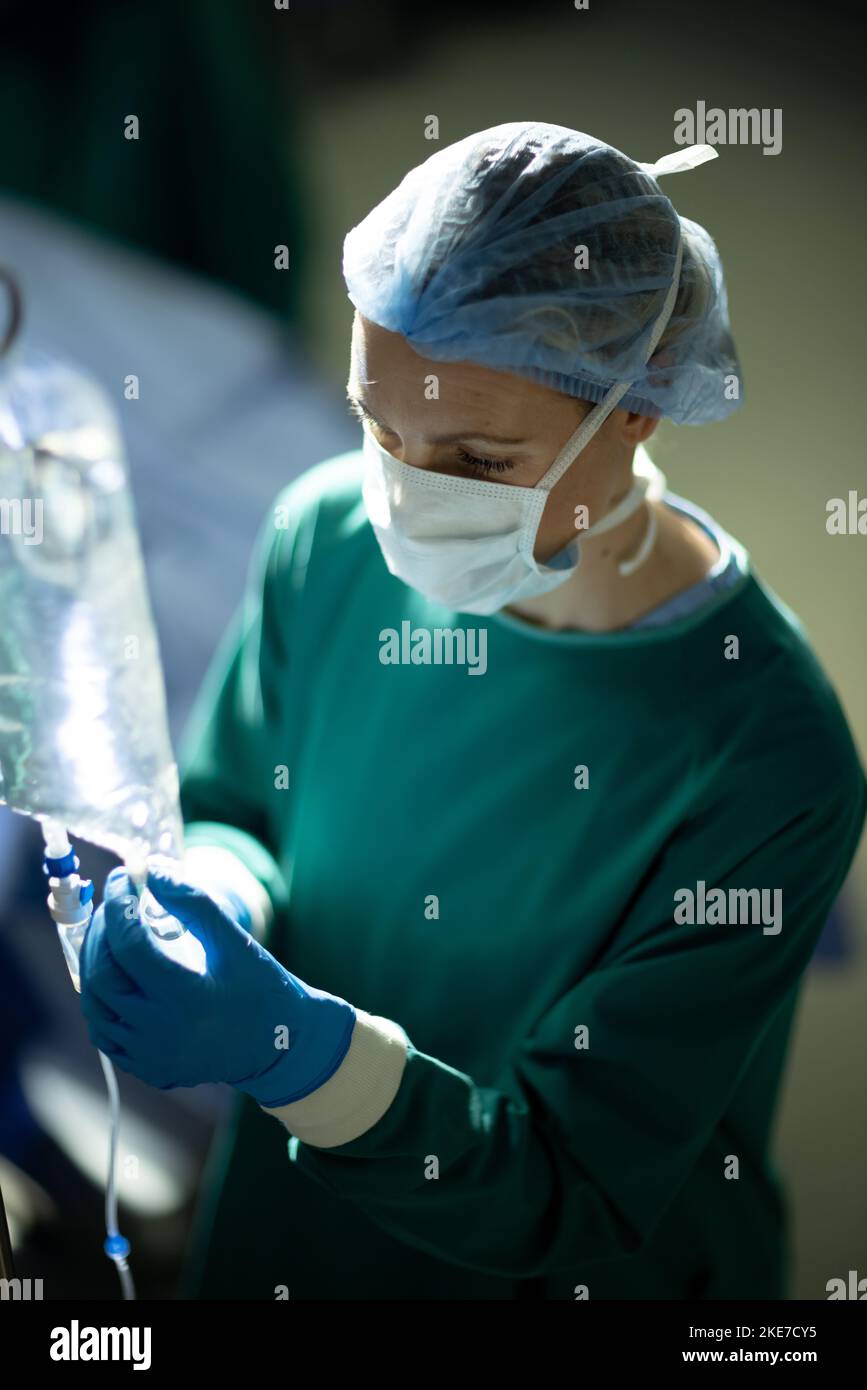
(368, 422, 440, 472)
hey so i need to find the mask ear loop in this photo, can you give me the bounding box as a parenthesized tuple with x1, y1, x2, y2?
(531, 235, 684, 580)
(539, 235, 685, 497)
(618, 506, 657, 576)
(541, 143, 709, 495)
(0, 268, 23, 359)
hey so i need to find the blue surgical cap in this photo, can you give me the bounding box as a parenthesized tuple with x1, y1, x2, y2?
(343, 122, 742, 425)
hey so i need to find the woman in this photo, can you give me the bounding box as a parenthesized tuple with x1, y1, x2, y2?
(80, 123, 866, 1301)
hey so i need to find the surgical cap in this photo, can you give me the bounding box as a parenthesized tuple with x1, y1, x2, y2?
(343, 122, 742, 425)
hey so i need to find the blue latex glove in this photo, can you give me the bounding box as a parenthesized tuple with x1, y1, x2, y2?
(79, 868, 356, 1106)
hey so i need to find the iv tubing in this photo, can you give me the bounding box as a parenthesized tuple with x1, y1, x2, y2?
(42, 822, 136, 1299)
(98, 1051, 136, 1301)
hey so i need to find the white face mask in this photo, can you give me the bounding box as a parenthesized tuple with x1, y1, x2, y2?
(362, 423, 666, 615)
(361, 241, 682, 617)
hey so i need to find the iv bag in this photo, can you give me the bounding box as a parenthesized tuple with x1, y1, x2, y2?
(0, 346, 183, 865)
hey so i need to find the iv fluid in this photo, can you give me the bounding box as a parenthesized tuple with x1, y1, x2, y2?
(0, 347, 185, 895)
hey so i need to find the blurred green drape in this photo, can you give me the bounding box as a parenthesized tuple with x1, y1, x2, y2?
(0, 0, 307, 323)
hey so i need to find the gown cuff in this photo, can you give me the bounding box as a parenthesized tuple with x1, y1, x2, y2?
(260, 1011, 409, 1148)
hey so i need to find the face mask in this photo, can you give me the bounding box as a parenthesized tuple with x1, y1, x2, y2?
(361, 242, 683, 617)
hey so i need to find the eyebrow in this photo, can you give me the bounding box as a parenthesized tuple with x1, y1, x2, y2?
(345, 391, 529, 448)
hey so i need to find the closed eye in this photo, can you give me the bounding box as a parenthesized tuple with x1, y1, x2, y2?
(347, 397, 515, 477)
(454, 449, 514, 476)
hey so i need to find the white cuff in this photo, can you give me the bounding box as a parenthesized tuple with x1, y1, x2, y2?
(261, 1011, 409, 1148)
(182, 844, 273, 944)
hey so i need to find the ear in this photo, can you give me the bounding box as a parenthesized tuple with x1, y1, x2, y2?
(619, 412, 660, 446)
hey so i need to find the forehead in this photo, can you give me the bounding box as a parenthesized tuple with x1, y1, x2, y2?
(348, 313, 553, 425)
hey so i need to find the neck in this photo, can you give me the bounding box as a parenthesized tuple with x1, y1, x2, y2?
(505, 497, 720, 634)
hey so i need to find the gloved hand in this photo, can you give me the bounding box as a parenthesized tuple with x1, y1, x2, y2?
(79, 867, 357, 1107)
(179, 845, 273, 943)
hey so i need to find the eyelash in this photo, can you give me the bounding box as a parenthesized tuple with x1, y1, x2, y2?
(455, 448, 514, 476)
(347, 401, 515, 477)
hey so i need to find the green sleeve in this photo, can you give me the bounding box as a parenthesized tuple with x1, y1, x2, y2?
(289, 771, 866, 1279)
(178, 497, 295, 925)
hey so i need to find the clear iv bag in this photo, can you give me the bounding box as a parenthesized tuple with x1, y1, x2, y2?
(0, 346, 184, 866)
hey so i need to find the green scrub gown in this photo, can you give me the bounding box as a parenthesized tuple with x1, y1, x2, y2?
(176, 450, 866, 1301)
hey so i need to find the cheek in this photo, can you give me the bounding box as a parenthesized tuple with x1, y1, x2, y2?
(512, 452, 556, 487)
(534, 459, 596, 547)
(533, 492, 575, 558)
